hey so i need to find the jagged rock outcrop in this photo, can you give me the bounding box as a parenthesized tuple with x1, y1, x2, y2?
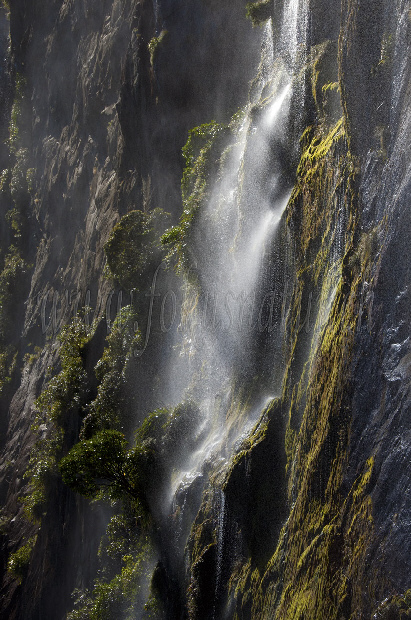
(0, 1, 260, 617)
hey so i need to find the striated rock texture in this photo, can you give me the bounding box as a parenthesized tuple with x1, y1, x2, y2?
(0, 0, 409, 619)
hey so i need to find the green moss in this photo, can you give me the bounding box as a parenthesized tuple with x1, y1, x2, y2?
(251, 122, 374, 617)
(23, 320, 92, 521)
(26, 167, 36, 194)
(206, 58, 381, 615)
(0, 246, 31, 342)
(245, 1, 272, 26)
(373, 591, 411, 619)
(148, 30, 168, 67)
(9, 74, 26, 153)
(161, 121, 229, 274)
(0, 345, 17, 395)
(322, 81, 339, 94)
(68, 534, 154, 620)
(81, 306, 140, 438)
(104, 209, 169, 291)
(284, 424, 297, 473)
(7, 536, 37, 583)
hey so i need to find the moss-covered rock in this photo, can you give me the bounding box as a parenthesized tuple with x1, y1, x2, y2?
(7, 536, 37, 583)
(245, 1, 272, 27)
(161, 120, 230, 276)
(104, 209, 170, 291)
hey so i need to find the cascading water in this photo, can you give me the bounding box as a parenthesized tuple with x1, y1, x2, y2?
(280, 0, 309, 69)
(161, 4, 311, 587)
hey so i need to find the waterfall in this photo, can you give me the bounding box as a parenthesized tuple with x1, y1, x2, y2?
(165, 71, 293, 487)
(280, 0, 309, 69)
(163, 2, 310, 583)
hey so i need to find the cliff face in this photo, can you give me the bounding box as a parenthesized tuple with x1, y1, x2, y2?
(0, 0, 410, 619)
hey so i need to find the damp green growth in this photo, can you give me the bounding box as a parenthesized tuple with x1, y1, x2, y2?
(148, 30, 168, 67)
(186, 75, 377, 616)
(26, 167, 36, 194)
(67, 534, 154, 620)
(60, 429, 137, 500)
(63, 401, 200, 509)
(35, 320, 90, 425)
(322, 81, 339, 94)
(23, 346, 43, 369)
(0, 246, 30, 342)
(144, 563, 168, 619)
(287, 117, 347, 268)
(81, 306, 140, 438)
(161, 121, 228, 273)
(379, 32, 394, 66)
(0, 345, 17, 394)
(134, 401, 200, 469)
(310, 41, 342, 123)
(373, 591, 411, 619)
(245, 0, 272, 26)
(64, 402, 200, 616)
(9, 74, 26, 153)
(104, 209, 169, 290)
(23, 320, 92, 521)
(10, 148, 29, 203)
(7, 536, 37, 583)
(180, 121, 228, 200)
(0, 168, 10, 192)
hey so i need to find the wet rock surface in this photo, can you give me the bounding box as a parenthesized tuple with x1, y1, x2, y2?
(0, 0, 410, 618)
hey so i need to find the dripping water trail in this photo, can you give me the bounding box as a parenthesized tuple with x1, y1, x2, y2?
(213, 489, 226, 620)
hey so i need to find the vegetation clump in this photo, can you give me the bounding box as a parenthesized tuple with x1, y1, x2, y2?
(161, 121, 228, 273)
(62, 401, 200, 618)
(23, 319, 92, 521)
(245, 1, 272, 26)
(67, 526, 153, 620)
(9, 74, 26, 153)
(374, 591, 411, 619)
(0, 70, 35, 399)
(60, 430, 132, 499)
(80, 306, 140, 438)
(0, 247, 29, 340)
(104, 209, 169, 291)
(61, 401, 200, 510)
(7, 536, 37, 583)
(148, 30, 168, 67)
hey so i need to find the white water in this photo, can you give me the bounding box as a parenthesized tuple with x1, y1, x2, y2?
(280, 0, 309, 69)
(162, 5, 311, 572)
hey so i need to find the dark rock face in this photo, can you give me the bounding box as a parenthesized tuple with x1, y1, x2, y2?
(0, 0, 410, 618)
(0, 1, 262, 618)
